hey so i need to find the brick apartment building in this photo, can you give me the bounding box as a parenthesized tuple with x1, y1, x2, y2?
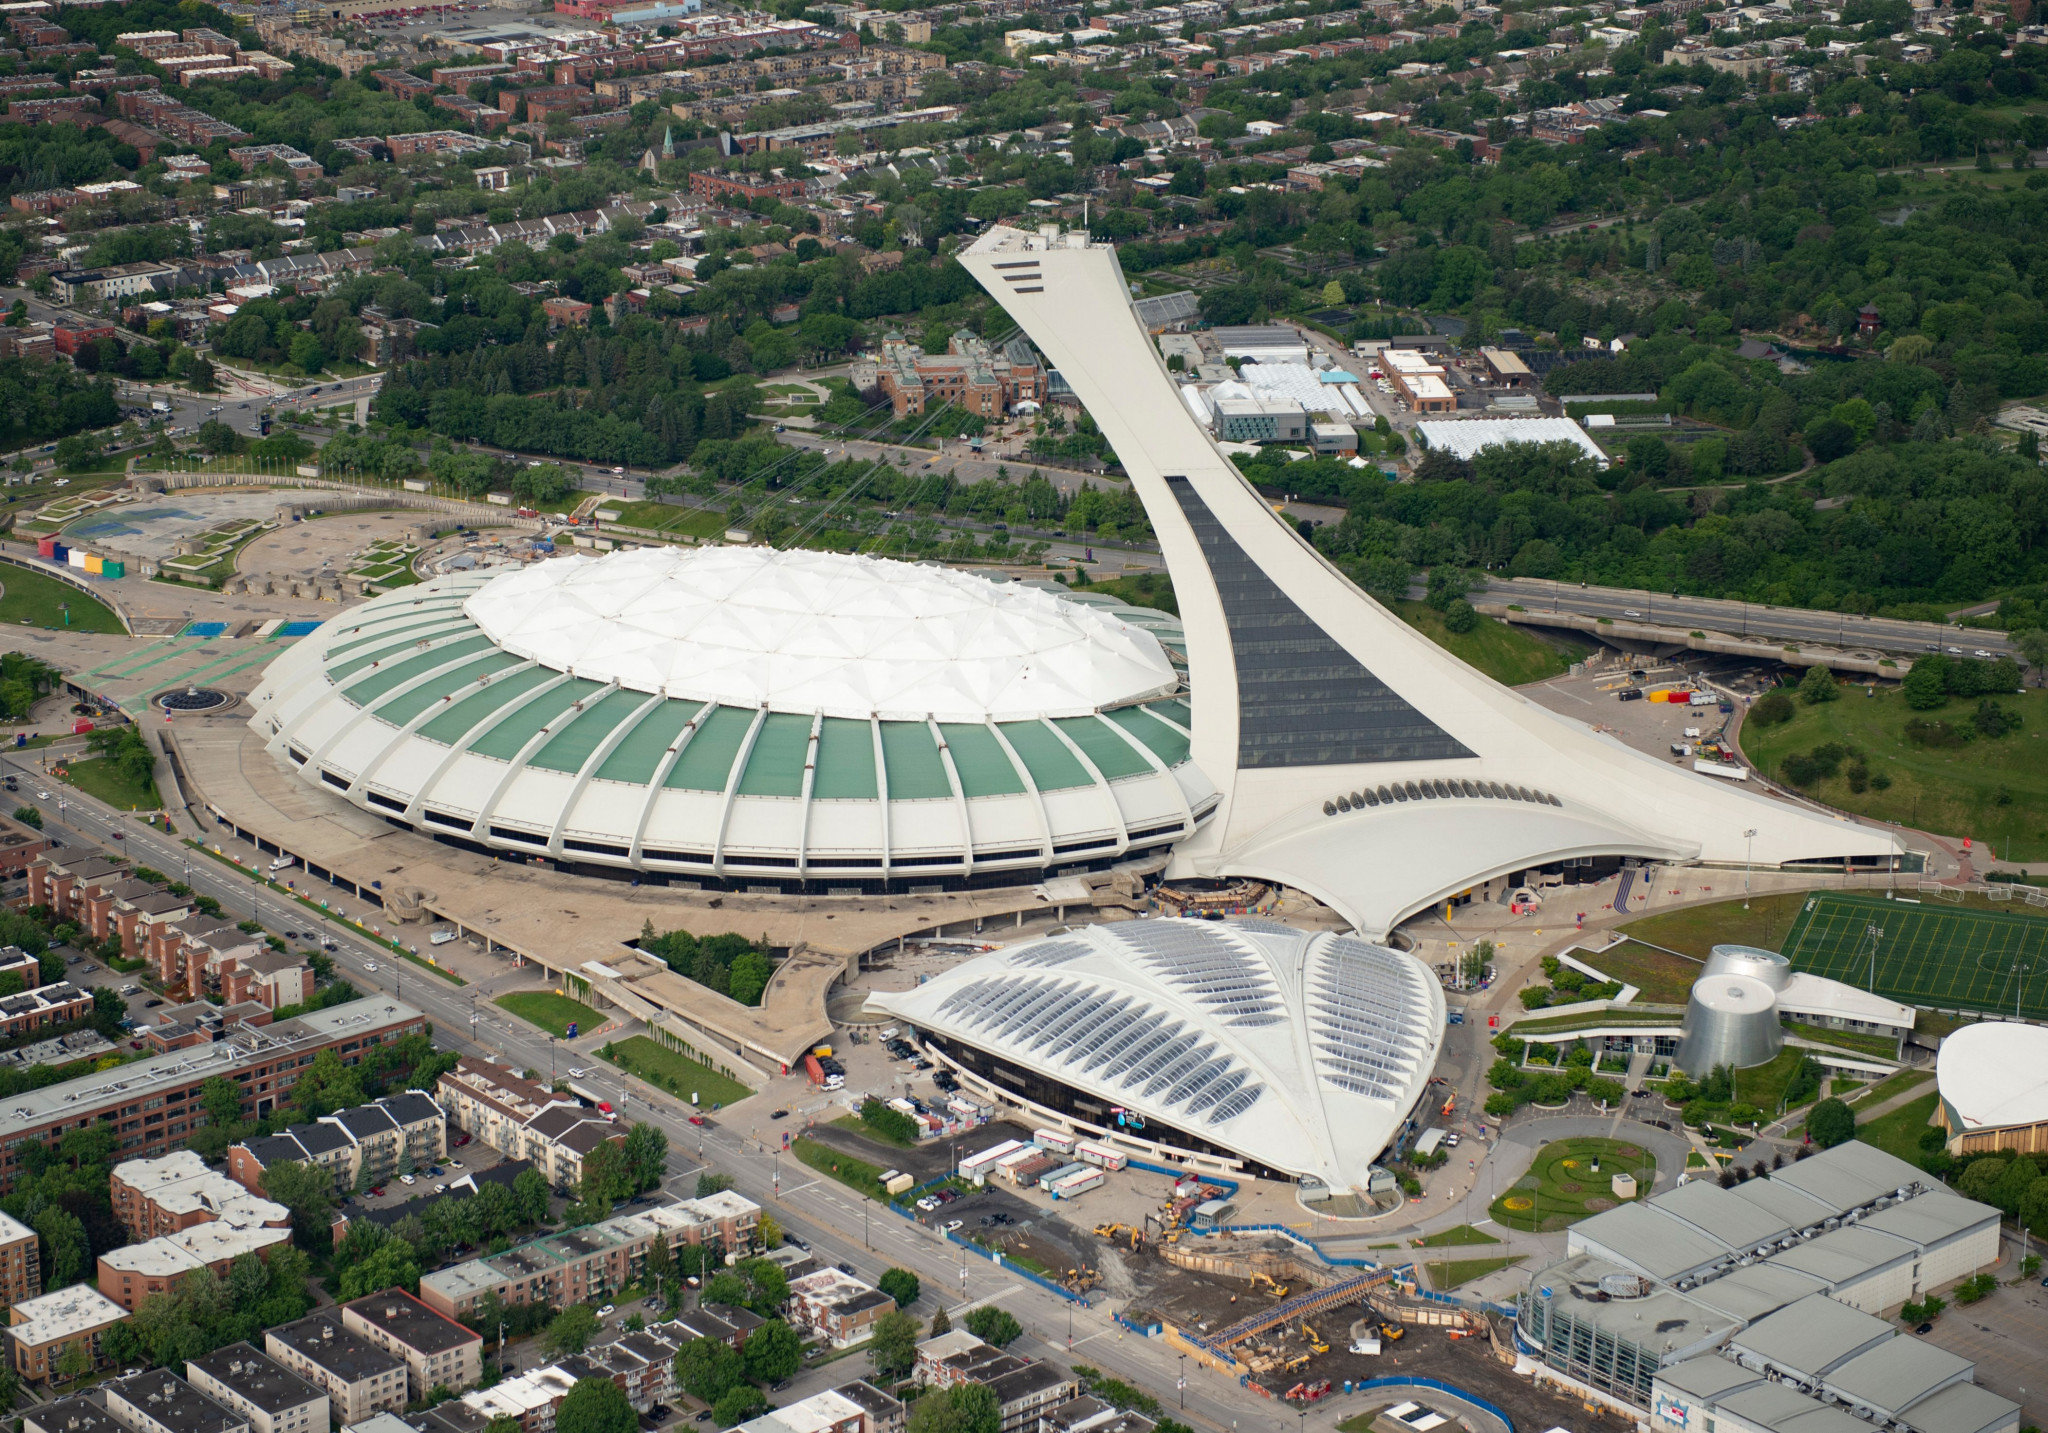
(0, 1210, 39, 1309)
(686, 169, 808, 204)
(0, 979, 91, 1040)
(6, 1285, 129, 1383)
(110, 1150, 292, 1241)
(435, 1059, 620, 1191)
(340, 1291, 482, 1399)
(876, 330, 1045, 418)
(99, 1221, 293, 1311)
(0, 1000, 428, 1194)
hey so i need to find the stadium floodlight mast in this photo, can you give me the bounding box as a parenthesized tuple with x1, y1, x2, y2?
(1866, 923, 1884, 994)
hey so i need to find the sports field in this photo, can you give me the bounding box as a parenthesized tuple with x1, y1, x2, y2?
(1779, 892, 2048, 1020)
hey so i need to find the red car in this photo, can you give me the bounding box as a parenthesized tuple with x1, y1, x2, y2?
(688, 1114, 707, 1126)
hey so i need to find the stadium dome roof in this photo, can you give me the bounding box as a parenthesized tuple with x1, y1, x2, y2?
(465, 547, 1179, 723)
(1936, 1021, 2048, 1136)
(247, 549, 1213, 889)
(863, 918, 1445, 1189)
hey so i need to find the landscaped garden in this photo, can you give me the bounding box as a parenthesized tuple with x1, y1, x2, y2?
(1490, 1137, 1656, 1232)
(1424, 1254, 1525, 1290)
(598, 1033, 752, 1107)
(494, 990, 603, 1038)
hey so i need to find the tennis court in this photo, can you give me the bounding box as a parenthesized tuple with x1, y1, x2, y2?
(1779, 893, 2048, 1020)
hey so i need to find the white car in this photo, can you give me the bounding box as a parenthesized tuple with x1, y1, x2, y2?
(569, 1067, 586, 1078)
(944, 1219, 963, 1233)
(400, 1174, 416, 1185)
(35, 790, 48, 799)
(916, 1197, 939, 1212)
(364, 961, 378, 972)
(597, 1304, 615, 1317)
(434, 1183, 448, 1194)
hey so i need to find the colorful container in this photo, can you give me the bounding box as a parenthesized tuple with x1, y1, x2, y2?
(48, 542, 67, 563)
(35, 535, 56, 558)
(83, 554, 102, 575)
(102, 559, 124, 579)
(67, 548, 86, 568)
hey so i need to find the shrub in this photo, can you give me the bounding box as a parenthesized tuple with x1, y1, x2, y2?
(1973, 699, 2022, 738)
(1808, 1097, 1856, 1148)
(1781, 742, 1856, 786)
(1749, 690, 1794, 727)
(1798, 664, 1839, 704)
(1905, 718, 1971, 748)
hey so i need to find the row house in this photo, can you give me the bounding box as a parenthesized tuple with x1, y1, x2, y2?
(418, 1193, 760, 1319)
(227, 1089, 447, 1194)
(0, 944, 37, 989)
(0, 1000, 429, 1193)
(145, 912, 265, 998)
(115, 89, 246, 144)
(0, 980, 92, 1041)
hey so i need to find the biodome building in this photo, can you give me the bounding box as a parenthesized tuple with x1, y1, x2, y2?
(247, 546, 1214, 891)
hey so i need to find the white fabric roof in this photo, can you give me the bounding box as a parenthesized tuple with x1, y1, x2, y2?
(464, 546, 1177, 722)
(1937, 1020, 2048, 1133)
(1415, 415, 1608, 465)
(863, 918, 1444, 1189)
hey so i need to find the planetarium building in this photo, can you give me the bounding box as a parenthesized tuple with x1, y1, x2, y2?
(247, 546, 1215, 890)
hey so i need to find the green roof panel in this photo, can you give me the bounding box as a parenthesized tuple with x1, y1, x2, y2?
(998, 720, 1092, 791)
(341, 633, 497, 707)
(1151, 698, 1192, 729)
(467, 678, 603, 761)
(881, 721, 952, 800)
(371, 650, 526, 726)
(593, 698, 701, 786)
(417, 666, 558, 746)
(940, 723, 1025, 797)
(326, 619, 478, 680)
(813, 718, 878, 799)
(737, 711, 813, 797)
(1109, 706, 1191, 767)
(1054, 715, 1152, 780)
(667, 705, 756, 791)
(529, 688, 656, 774)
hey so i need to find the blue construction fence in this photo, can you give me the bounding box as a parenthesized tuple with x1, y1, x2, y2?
(1181, 1218, 1391, 1272)
(1125, 1158, 1241, 1198)
(1413, 1287, 1520, 1320)
(1351, 1376, 1517, 1433)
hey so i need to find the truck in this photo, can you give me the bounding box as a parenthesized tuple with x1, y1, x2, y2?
(1074, 1140, 1128, 1171)
(1048, 1168, 1104, 1200)
(1693, 759, 1749, 782)
(151, 398, 171, 415)
(801, 1052, 844, 1090)
(1034, 1128, 1079, 1156)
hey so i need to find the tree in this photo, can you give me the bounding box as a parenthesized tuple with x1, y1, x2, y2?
(33, 1206, 87, 1290)
(1798, 664, 1839, 705)
(756, 1214, 783, 1249)
(1808, 1097, 1856, 1149)
(290, 1049, 364, 1119)
(513, 1167, 552, 1226)
(555, 1373, 637, 1433)
(11, 804, 40, 830)
(711, 1385, 767, 1427)
(195, 418, 240, 455)
(964, 1306, 1022, 1347)
(1749, 690, 1794, 727)
(1903, 658, 1950, 711)
(675, 1336, 746, 1404)
(261, 1159, 336, 1243)
(336, 1237, 420, 1300)
(55, 1340, 91, 1384)
(1442, 598, 1479, 634)
(929, 1305, 952, 1336)
(742, 1318, 802, 1384)
(879, 1267, 921, 1309)
(869, 1309, 921, 1381)
(546, 1303, 599, 1357)
(907, 1384, 1001, 1433)
(199, 1076, 244, 1130)
(622, 1122, 668, 1192)
(696, 1172, 734, 1199)
(2014, 629, 2048, 686)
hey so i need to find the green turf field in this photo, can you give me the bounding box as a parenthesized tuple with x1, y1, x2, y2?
(1780, 892, 2048, 1020)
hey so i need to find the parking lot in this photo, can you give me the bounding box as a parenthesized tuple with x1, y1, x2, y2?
(1520, 651, 1764, 767)
(1916, 1270, 2048, 1429)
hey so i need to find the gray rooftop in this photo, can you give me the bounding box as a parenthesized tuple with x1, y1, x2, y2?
(1728, 1294, 1893, 1379)
(1824, 1337, 1975, 1418)
(1719, 1383, 1874, 1433)
(1536, 1255, 1739, 1358)
(1895, 1381, 2022, 1433)
(1653, 1178, 1796, 1253)
(268, 1315, 405, 1383)
(1570, 1200, 1734, 1281)
(1766, 1225, 1918, 1289)
(1653, 1356, 1761, 1402)
(187, 1344, 322, 1415)
(1857, 1192, 1998, 1251)
(1728, 1172, 1840, 1228)
(25, 1395, 125, 1433)
(102, 1373, 248, 1433)
(1768, 1143, 1925, 1218)
(1680, 1263, 1829, 1325)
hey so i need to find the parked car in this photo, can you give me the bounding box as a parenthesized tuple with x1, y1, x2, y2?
(598, 1304, 615, 1317)
(770, 1108, 788, 1119)
(400, 1174, 416, 1185)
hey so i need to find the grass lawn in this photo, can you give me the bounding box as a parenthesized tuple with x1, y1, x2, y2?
(1618, 891, 1810, 958)
(1072, 572, 1179, 615)
(1741, 685, 2048, 860)
(59, 755, 159, 810)
(603, 499, 727, 537)
(1395, 601, 1583, 687)
(1417, 1224, 1499, 1247)
(1784, 1022, 1901, 1059)
(1724, 1046, 1827, 1115)
(1491, 1136, 1656, 1232)
(1853, 1092, 1942, 1163)
(1581, 939, 1702, 1004)
(599, 1034, 751, 1106)
(494, 990, 603, 1038)
(0, 566, 122, 633)
(1781, 891, 2048, 1021)
(792, 1135, 890, 1204)
(831, 1112, 915, 1149)
(1425, 1255, 1525, 1289)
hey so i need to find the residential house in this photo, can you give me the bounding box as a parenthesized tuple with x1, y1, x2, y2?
(227, 1090, 446, 1194)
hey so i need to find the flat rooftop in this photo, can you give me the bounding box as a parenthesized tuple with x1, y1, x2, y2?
(188, 1343, 324, 1414)
(343, 1291, 480, 1355)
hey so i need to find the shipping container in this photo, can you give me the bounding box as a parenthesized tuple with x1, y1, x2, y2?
(102, 559, 124, 579)
(83, 554, 102, 574)
(48, 543, 67, 563)
(1037, 1161, 1089, 1192)
(35, 535, 56, 558)
(1692, 759, 1749, 782)
(1033, 1128, 1078, 1156)
(957, 1139, 1028, 1182)
(67, 548, 86, 568)
(1074, 1140, 1128, 1171)
(1048, 1168, 1104, 1199)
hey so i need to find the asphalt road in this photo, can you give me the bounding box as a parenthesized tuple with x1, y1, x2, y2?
(8, 761, 1282, 1431)
(1483, 576, 2015, 658)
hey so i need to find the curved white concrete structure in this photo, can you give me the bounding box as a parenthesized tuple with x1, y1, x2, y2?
(957, 224, 1900, 937)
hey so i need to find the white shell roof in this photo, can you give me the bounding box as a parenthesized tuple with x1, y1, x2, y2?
(863, 918, 1444, 1189)
(1936, 1020, 2048, 1133)
(463, 546, 1177, 723)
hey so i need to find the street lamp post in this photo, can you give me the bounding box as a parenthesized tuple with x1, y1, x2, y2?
(1177, 1354, 1187, 1411)
(1744, 828, 1758, 893)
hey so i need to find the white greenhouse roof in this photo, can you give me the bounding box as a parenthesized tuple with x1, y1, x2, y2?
(464, 546, 1178, 723)
(1936, 1020, 2048, 1134)
(1415, 416, 1609, 466)
(862, 918, 1444, 1189)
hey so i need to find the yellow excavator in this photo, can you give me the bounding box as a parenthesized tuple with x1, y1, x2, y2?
(1381, 1323, 1407, 1343)
(1302, 1322, 1329, 1354)
(1251, 1272, 1290, 1299)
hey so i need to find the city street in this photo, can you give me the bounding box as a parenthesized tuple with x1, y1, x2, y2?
(8, 761, 1287, 1431)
